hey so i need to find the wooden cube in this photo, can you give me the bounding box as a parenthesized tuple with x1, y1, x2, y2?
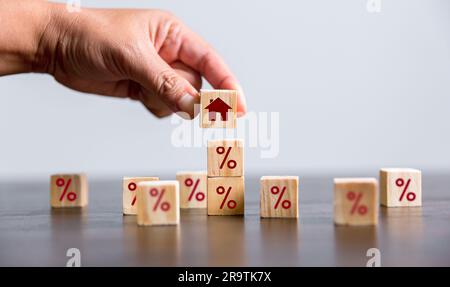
(50, 174, 88, 208)
(207, 139, 244, 177)
(123, 177, 159, 215)
(176, 171, 207, 209)
(207, 177, 244, 216)
(260, 176, 298, 218)
(136, 181, 180, 226)
(200, 89, 237, 128)
(334, 178, 378, 226)
(380, 168, 422, 207)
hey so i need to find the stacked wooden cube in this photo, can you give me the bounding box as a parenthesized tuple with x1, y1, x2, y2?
(200, 90, 245, 216)
(207, 139, 245, 215)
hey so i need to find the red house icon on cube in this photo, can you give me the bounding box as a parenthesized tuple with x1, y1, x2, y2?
(204, 98, 232, 122)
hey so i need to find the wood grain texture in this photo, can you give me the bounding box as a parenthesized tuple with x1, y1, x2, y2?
(334, 178, 378, 226)
(260, 176, 298, 218)
(176, 171, 207, 209)
(136, 181, 180, 226)
(207, 139, 244, 177)
(200, 89, 237, 129)
(207, 177, 245, 216)
(122, 177, 159, 215)
(3, 174, 450, 266)
(50, 174, 88, 208)
(380, 168, 422, 207)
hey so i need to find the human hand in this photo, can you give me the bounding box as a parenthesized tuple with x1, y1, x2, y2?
(33, 3, 246, 118)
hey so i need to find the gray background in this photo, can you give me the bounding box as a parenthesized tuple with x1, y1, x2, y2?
(1, 0, 449, 180)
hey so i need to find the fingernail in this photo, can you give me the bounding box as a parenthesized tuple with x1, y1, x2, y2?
(177, 94, 197, 119)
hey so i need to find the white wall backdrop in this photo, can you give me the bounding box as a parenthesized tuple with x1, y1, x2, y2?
(1, 0, 450, 179)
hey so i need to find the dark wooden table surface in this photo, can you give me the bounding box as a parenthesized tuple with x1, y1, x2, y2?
(1, 173, 450, 266)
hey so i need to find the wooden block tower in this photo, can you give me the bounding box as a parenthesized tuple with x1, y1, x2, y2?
(200, 90, 244, 216)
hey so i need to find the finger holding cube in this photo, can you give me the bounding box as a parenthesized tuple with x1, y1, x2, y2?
(200, 89, 237, 129)
(207, 177, 245, 216)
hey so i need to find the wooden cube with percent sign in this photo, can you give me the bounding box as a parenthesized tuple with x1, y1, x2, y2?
(207, 177, 245, 216)
(123, 177, 159, 215)
(260, 176, 299, 218)
(136, 181, 180, 226)
(207, 139, 244, 177)
(176, 171, 207, 209)
(380, 168, 422, 207)
(200, 89, 237, 129)
(50, 174, 88, 208)
(334, 178, 378, 226)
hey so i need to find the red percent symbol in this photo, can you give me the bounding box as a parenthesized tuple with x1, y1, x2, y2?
(216, 186, 237, 209)
(128, 182, 137, 206)
(184, 178, 205, 202)
(396, 178, 416, 202)
(149, 188, 170, 212)
(271, 186, 291, 209)
(216, 146, 237, 169)
(346, 191, 368, 215)
(56, 178, 77, 202)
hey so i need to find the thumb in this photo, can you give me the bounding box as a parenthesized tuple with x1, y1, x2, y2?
(137, 53, 199, 119)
